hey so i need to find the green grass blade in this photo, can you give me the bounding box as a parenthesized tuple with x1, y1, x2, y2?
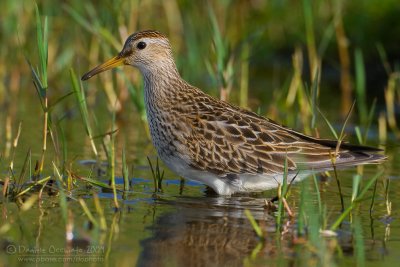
(376, 43, 391, 74)
(353, 217, 366, 267)
(317, 107, 338, 139)
(147, 156, 157, 193)
(53, 162, 68, 222)
(355, 126, 363, 145)
(312, 174, 322, 215)
(339, 101, 356, 141)
(64, 5, 120, 50)
(277, 155, 288, 231)
(362, 98, 377, 144)
(34, 3, 48, 89)
(310, 68, 320, 129)
(26, 59, 45, 108)
(77, 176, 114, 190)
(70, 68, 98, 156)
(330, 170, 383, 231)
(351, 174, 362, 203)
(297, 179, 307, 236)
(355, 48, 367, 124)
(244, 209, 263, 239)
(79, 198, 99, 228)
(109, 109, 119, 209)
(15, 149, 31, 195)
(15, 176, 52, 198)
(122, 148, 130, 191)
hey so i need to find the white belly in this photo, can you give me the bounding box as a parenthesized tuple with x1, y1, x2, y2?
(161, 155, 308, 195)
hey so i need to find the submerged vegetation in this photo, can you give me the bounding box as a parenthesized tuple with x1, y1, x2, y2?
(0, 0, 399, 266)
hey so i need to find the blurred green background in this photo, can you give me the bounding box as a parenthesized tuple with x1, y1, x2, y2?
(1, 0, 399, 111)
(0, 0, 399, 169)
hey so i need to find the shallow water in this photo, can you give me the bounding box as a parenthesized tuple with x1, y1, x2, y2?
(0, 76, 399, 267)
(2, 164, 399, 267)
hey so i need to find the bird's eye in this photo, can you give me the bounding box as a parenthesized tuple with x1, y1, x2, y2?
(136, 41, 147, 50)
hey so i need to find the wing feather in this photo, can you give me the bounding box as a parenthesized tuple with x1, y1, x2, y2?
(172, 89, 385, 177)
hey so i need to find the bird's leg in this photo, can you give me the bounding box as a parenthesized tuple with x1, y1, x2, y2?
(269, 172, 299, 202)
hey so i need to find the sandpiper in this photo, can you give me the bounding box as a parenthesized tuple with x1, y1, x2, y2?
(82, 30, 386, 195)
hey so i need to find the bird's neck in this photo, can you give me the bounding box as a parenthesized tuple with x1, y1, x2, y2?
(141, 61, 186, 107)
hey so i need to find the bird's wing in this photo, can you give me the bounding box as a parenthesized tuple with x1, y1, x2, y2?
(174, 98, 382, 177)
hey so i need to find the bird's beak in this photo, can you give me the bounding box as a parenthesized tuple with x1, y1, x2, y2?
(81, 55, 125, 81)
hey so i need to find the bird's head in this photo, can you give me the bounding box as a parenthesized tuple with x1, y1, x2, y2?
(82, 30, 174, 81)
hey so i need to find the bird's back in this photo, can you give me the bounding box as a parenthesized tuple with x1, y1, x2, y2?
(148, 82, 386, 179)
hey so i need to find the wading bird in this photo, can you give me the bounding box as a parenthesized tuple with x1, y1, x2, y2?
(82, 30, 386, 195)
